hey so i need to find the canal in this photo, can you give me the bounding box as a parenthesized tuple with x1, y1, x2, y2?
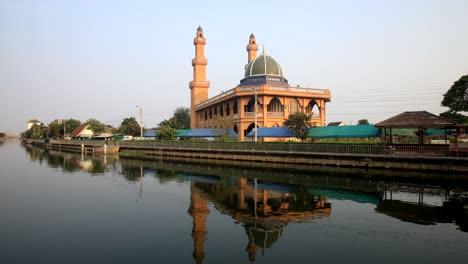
(1, 140, 468, 263)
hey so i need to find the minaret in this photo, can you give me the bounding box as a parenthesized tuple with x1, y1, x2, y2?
(246, 33, 258, 68)
(190, 26, 210, 129)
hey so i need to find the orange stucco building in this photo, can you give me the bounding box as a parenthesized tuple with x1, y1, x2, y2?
(190, 26, 331, 141)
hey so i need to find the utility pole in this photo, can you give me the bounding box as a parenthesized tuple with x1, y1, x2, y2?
(254, 91, 257, 142)
(136, 106, 143, 138)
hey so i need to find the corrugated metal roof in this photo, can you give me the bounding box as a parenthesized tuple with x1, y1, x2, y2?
(246, 127, 294, 138)
(184, 129, 238, 138)
(375, 111, 457, 128)
(308, 125, 380, 138)
(143, 129, 158, 137)
(177, 129, 191, 137)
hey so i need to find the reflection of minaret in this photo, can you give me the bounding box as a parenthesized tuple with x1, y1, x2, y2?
(187, 181, 210, 264)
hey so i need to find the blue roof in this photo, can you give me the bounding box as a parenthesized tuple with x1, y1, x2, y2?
(308, 125, 380, 138)
(246, 127, 294, 138)
(144, 130, 157, 137)
(183, 128, 238, 138)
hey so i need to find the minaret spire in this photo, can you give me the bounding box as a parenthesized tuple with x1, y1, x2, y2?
(190, 26, 210, 129)
(246, 33, 259, 68)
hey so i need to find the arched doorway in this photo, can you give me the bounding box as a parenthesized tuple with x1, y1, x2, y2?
(245, 123, 258, 137)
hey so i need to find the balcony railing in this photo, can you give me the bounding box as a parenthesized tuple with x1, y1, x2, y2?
(244, 112, 263, 118)
(267, 112, 284, 117)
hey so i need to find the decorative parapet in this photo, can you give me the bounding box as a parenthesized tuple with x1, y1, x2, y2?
(196, 88, 235, 108)
(269, 86, 329, 94)
(239, 86, 261, 92)
(195, 85, 330, 110)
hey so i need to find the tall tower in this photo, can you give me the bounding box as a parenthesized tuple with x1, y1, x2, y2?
(246, 33, 258, 68)
(190, 26, 210, 129)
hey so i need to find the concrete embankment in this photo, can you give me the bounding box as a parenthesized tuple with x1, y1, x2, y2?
(118, 145, 468, 174)
(29, 140, 468, 173)
(30, 140, 119, 154)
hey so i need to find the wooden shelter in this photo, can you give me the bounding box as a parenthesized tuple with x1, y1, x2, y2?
(375, 111, 457, 144)
(375, 111, 462, 156)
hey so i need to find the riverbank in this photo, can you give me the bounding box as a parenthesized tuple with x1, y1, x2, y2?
(26, 139, 468, 174)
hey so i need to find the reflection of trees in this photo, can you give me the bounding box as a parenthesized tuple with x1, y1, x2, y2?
(443, 193, 468, 232)
(120, 162, 178, 183)
(156, 169, 177, 183)
(120, 165, 142, 182)
(23, 145, 108, 175)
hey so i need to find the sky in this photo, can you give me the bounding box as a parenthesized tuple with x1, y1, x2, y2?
(1, 0, 467, 135)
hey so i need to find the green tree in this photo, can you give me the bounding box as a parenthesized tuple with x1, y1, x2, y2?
(440, 74, 468, 124)
(284, 112, 313, 141)
(119, 117, 141, 136)
(159, 107, 190, 129)
(440, 111, 468, 124)
(157, 125, 177, 140)
(0, 132, 5, 138)
(21, 124, 48, 139)
(48, 119, 81, 138)
(357, 119, 370, 125)
(85, 118, 107, 135)
(441, 74, 468, 113)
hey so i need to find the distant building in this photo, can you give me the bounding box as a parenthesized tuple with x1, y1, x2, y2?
(27, 119, 42, 130)
(68, 124, 94, 139)
(189, 26, 331, 141)
(327, 121, 345, 126)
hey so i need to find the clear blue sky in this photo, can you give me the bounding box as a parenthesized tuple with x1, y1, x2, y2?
(1, 0, 467, 134)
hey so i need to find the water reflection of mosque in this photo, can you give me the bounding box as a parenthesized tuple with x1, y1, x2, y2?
(187, 176, 331, 263)
(22, 145, 468, 262)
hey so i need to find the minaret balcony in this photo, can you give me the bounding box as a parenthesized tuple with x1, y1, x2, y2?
(192, 58, 208, 66)
(193, 37, 206, 45)
(189, 81, 210, 89)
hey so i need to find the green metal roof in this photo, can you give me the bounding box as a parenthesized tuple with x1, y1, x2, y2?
(308, 125, 380, 138)
(245, 52, 283, 78)
(176, 129, 191, 137)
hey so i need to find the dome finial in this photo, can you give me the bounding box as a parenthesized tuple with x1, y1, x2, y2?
(197, 25, 203, 31)
(262, 45, 265, 54)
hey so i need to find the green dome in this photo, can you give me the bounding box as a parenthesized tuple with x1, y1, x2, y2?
(245, 52, 283, 78)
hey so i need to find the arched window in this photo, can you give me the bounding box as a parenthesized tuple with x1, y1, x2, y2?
(244, 97, 255, 112)
(220, 105, 224, 117)
(306, 101, 319, 115)
(290, 98, 300, 114)
(233, 101, 238, 114)
(267, 97, 284, 112)
(226, 103, 230, 116)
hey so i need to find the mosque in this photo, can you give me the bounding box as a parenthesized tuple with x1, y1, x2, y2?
(189, 26, 332, 141)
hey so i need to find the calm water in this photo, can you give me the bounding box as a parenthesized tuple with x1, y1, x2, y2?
(1, 140, 468, 264)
